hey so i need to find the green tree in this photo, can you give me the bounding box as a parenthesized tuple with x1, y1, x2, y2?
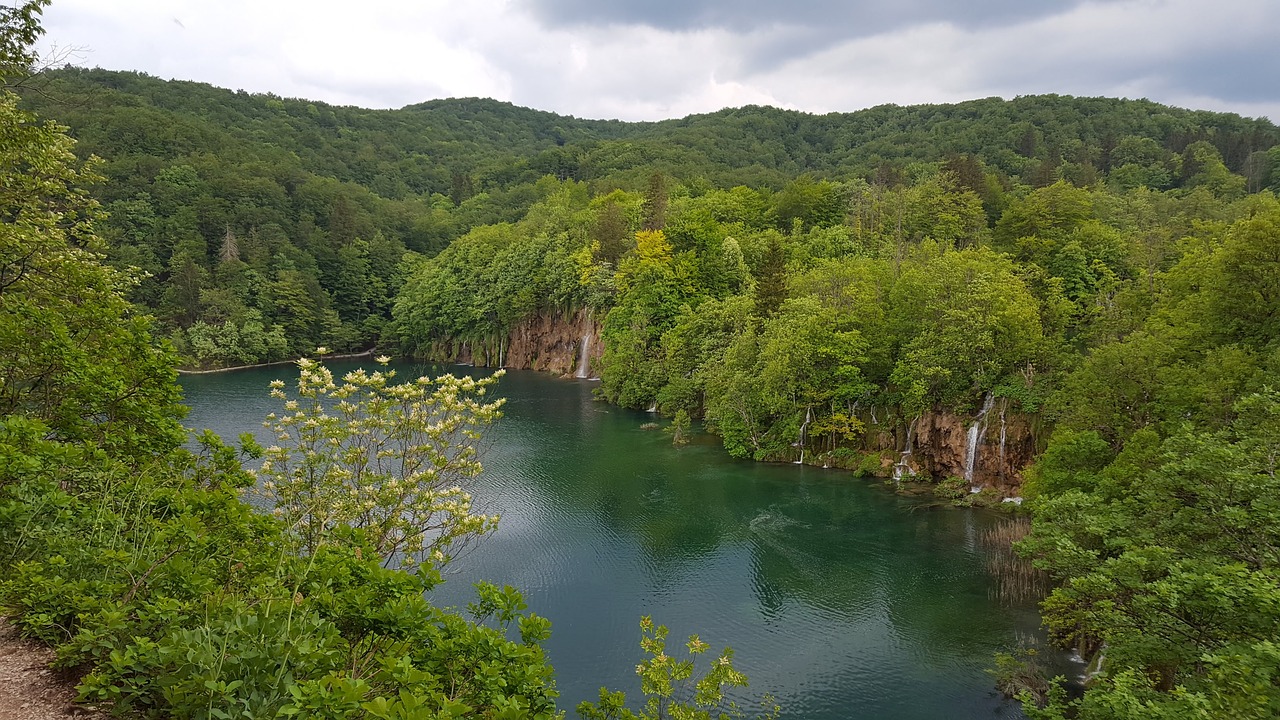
(593, 197, 635, 264)
(752, 235, 787, 319)
(670, 409, 691, 446)
(257, 358, 504, 568)
(578, 616, 778, 720)
(0, 92, 184, 456)
(1208, 206, 1280, 348)
(642, 172, 669, 231)
(0, 0, 46, 84)
(888, 246, 1044, 412)
(1022, 393, 1280, 719)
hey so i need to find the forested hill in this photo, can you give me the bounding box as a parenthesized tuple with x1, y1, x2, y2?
(586, 95, 1280, 189)
(23, 67, 640, 208)
(31, 68, 1277, 191)
(16, 66, 1280, 369)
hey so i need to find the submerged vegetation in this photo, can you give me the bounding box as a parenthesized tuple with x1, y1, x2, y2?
(1, 0, 1279, 715)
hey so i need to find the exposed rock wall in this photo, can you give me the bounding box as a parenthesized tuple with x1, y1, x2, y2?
(862, 397, 1041, 492)
(422, 307, 604, 378)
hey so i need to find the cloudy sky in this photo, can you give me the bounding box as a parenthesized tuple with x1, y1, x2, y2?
(39, 0, 1280, 122)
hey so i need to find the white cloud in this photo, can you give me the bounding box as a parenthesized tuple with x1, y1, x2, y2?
(39, 0, 1280, 121)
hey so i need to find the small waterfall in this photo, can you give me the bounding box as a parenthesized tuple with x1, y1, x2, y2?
(647, 402, 658, 413)
(574, 333, 591, 379)
(870, 406, 878, 425)
(793, 406, 812, 465)
(892, 417, 918, 483)
(964, 393, 996, 486)
(1084, 648, 1107, 683)
(498, 337, 505, 368)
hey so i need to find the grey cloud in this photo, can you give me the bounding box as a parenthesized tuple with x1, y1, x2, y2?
(521, 0, 1113, 35)
(519, 0, 1132, 76)
(1150, 43, 1280, 105)
(965, 28, 1280, 110)
(39, 0, 1280, 124)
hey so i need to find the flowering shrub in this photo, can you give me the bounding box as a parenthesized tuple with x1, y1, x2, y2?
(255, 357, 504, 568)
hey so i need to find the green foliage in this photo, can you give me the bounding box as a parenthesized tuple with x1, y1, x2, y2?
(1020, 430, 1113, 499)
(0, 90, 185, 457)
(0, 1, 47, 83)
(20, 66, 1279, 369)
(933, 475, 968, 500)
(0, 438, 558, 719)
(577, 617, 778, 720)
(393, 182, 596, 356)
(888, 245, 1044, 412)
(1020, 392, 1280, 717)
(988, 646, 1052, 708)
(669, 410, 691, 447)
(751, 235, 787, 319)
(256, 358, 504, 568)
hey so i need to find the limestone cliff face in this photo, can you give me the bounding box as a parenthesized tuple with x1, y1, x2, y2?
(864, 397, 1040, 492)
(890, 397, 1039, 491)
(503, 307, 603, 376)
(424, 308, 603, 378)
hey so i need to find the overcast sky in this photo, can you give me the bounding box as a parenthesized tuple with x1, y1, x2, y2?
(38, 0, 1280, 122)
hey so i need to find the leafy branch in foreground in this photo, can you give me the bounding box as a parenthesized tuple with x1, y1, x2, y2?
(254, 356, 504, 569)
(578, 616, 778, 720)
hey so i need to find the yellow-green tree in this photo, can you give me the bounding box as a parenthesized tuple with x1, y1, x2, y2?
(256, 357, 504, 568)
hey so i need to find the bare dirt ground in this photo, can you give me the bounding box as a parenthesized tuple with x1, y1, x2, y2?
(0, 619, 104, 719)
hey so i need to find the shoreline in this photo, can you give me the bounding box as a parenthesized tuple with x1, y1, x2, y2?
(176, 350, 376, 375)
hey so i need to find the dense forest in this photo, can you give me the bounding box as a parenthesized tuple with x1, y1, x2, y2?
(4, 11, 1280, 718)
(16, 66, 1280, 373)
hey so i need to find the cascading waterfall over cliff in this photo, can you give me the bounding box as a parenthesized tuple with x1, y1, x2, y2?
(893, 417, 918, 483)
(793, 406, 812, 465)
(574, 332, 592, 379)
(964, 393, 996, 485)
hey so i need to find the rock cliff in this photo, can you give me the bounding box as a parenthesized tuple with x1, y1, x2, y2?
(864, 396, 1040, 492)
(421, 307, 604, 378)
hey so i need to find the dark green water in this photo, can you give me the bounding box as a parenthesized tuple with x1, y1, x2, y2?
(180, 361, 1061, 720)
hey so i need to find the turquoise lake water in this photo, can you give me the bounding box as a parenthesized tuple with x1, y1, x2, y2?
(180, 360, 1062, 720)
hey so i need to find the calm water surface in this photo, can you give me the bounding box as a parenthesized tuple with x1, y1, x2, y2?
(181, 361, 1059, 720)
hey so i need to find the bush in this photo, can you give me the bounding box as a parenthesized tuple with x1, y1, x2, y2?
(0, 427, 558, 719)
(255, 358, 504, 568)
(578, 617, 777, 720)
(933, 475, 968, 500)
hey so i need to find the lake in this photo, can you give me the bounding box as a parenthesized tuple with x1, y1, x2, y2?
(180, 360, 1062, 720)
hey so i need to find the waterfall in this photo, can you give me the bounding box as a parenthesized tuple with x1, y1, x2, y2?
(964, 393, 996, 485)
(870, 406, 878, 425)
(1084, 649, 1107, 683)
(498, 337, 505, 368)
(574, 333, 591, 379)
(892, 417, 918, 483)
(647, 402, 658, 413)
(793, 406, 812, 465)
